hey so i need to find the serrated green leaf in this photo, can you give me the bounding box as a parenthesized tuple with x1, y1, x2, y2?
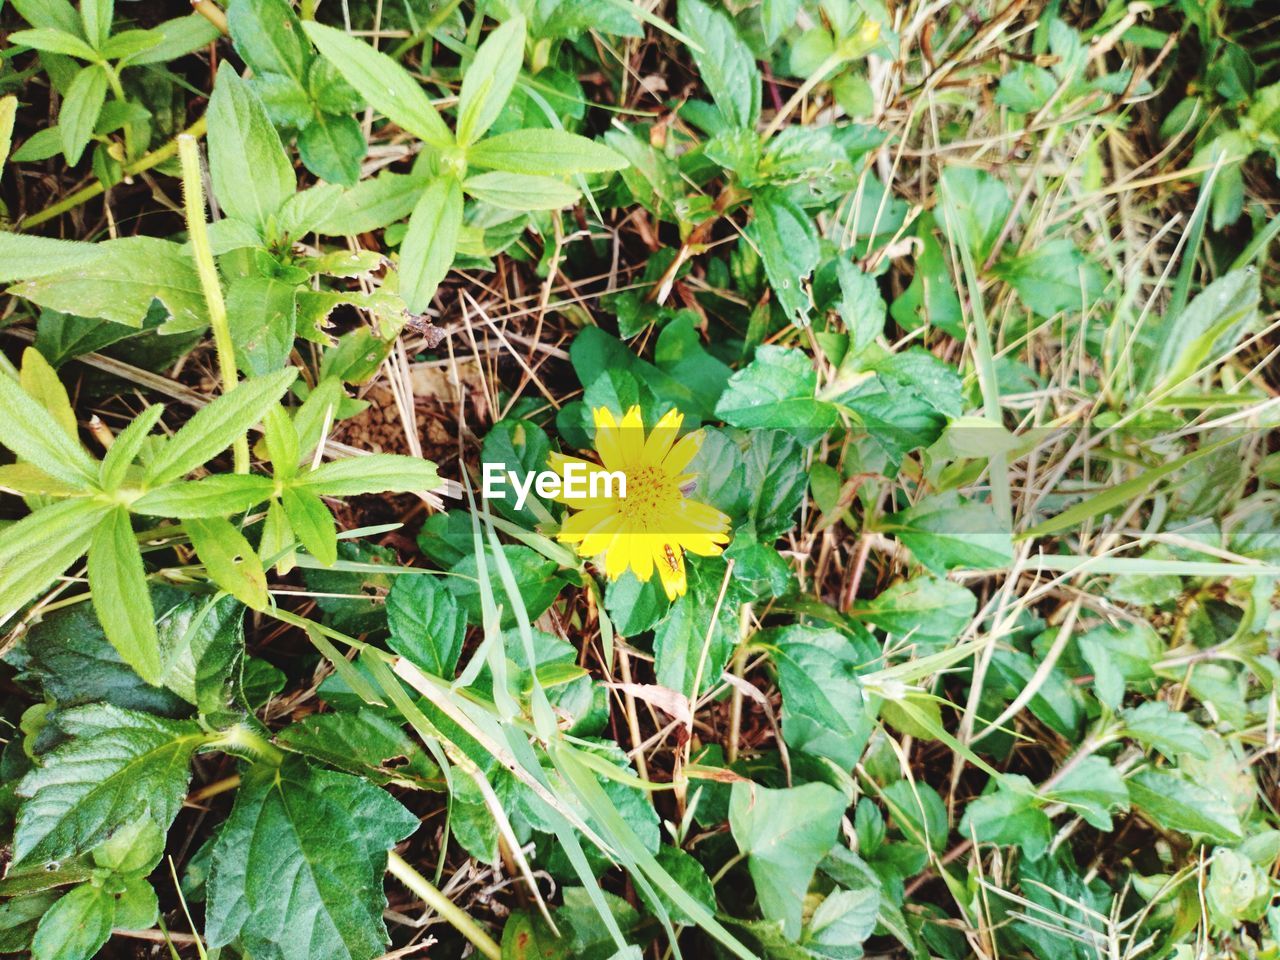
(205, 758, 418, 960)
(851, 576, 976, 646)
(14, 703, 204, 864)
(715, 345, 836, 431)
(386, 574, 466, 678)
(883, 493, 1013, 574)
(677, 0, 760, 129)
(277, 708, 443, 789)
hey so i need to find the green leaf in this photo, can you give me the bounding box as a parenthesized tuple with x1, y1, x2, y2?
(9, 28, 99, 60)
(992, 237, 1105, 318)
(207, 63, 296, 235)
(186, 517, 270, 611)
(1128, 769, 1243, 844)
(129, 13, 221, 65)
(226, 0, 308, 81)
(1045, 757, 1129, 831)
(451, 544, 567, 628)
(467, 128, 628, 175)
(295, 453, 439, 496)
(153, 592, 246, 715)
(771, 626, 875, 768)
(0, 366, 97, 487)
(13, 703, 203, 864)
(7, 236, 207, 330)
(80, 0, 113, 49)
(0, 891, 60, 955)
(851, 576, 976, 646)
(1119, 701, 1211, 761)
(677, 0, 760, 129)
(282, 486, 338, 565)
(883, 493, 1013, 573)
(87, 507, 161, 684)
(8, 589, 189, 715)
(112, 875, 159, 931)
(1150, 269, 1261, 392)
(9, 0, 81, 33)
(132, 474, 276, 518)
(312, 172, 427, 236)
(99, 403, 165, 489)
(227, 274, 298, 376)
(399, 176, 463, 313)
(145, 368, 297, 485)
(804, 888, 879, 956)
(753, 188, 819, 326)
(463, 171, 581, 210)
(0, 94, 19, 174)
(0, 499, 108, 618)
(1077, 621, 1161, 710)
(297, 112, 365, 187)
(386, 574, 466, 678)
(652, 573, 740, 699)
(455, 17, 527, 146)
(715, 345, 836, 431)
(31, 884, 114, 960)
(958, 775, 1051, 860)
(832, 257, 885, 353)
(205, 758, 418, 959)
(302, 21, 453, 150)
(277, 708, 443, 789)
(938, 166, 1011, 262)
(730, 780, 847, 940)
(59, 64, 107, 165)
(18, 346, 79, 444)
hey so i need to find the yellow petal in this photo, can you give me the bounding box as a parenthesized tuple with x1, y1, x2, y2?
(605, 534, 632, 579)
(664, 430, 704, 474)
(655, 543, 687, 599)
(641, 408, 683, 465)
(592, 407, 627, 473)
(617, 405, 644, 469)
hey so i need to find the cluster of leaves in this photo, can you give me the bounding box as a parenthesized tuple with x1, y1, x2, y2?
(0, 1, 1278, 960)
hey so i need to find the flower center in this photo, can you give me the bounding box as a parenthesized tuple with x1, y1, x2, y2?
(616, 465, 679, 528)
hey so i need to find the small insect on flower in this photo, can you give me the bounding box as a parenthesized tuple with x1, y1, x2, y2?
(547, 406, 731, 600)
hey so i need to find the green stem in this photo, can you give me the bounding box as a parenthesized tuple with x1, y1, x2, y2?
(21, 116, 208, 229)
(177, 134, 247, 473)
(206, 724, 284, 766)
(385, 851, 501, 960)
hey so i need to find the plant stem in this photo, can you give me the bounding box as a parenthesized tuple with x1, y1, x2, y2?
(385, 851, 501, 960)
(177, 134, 247, 473)
(22, 116, 208, 229)
(191, 0, 230, 35)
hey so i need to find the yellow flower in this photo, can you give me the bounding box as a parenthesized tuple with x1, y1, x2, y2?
(549, 406, 730, 600)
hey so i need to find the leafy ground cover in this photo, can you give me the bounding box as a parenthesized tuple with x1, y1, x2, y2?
(0, 0, 1278, 958)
